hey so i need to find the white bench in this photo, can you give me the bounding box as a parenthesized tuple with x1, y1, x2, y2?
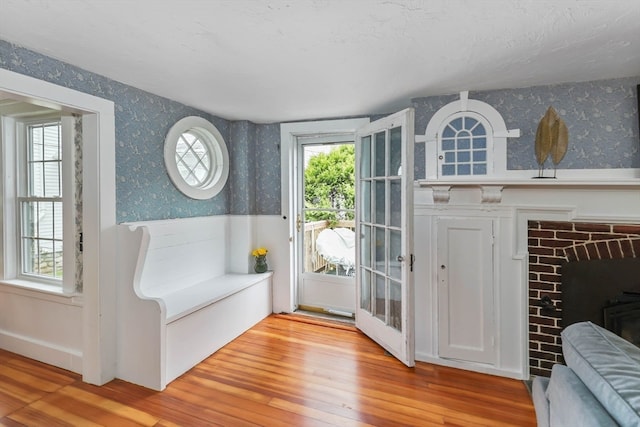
(117, 215, 272, 390)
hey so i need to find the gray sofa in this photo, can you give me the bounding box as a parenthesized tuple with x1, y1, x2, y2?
(532, 321, 640, 426)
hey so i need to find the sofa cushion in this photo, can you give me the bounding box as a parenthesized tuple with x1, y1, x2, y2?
(562, 321, 640, 427)
(546, 364, 618, 427)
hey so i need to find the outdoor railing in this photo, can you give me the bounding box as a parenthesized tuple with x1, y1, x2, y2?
(304, 219, 355, 274)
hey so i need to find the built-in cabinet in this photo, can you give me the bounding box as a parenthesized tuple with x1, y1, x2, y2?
(436, 217, 496, 365)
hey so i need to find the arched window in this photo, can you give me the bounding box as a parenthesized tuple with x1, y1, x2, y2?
(439, 112, 490, 177)
(424, 92, 519, 180)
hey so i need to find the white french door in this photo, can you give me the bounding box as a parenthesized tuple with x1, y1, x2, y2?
(355, 108, 415, 367)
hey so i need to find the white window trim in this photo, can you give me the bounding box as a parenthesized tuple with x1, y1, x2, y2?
(0, 67, 117, 386)
(424, 91, 520, 180)
(164, 116, 229, 200)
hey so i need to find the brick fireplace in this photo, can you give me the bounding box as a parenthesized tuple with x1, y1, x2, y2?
(528, 220, 640, 377)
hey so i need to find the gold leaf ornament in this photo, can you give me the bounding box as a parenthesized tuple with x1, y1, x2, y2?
(534, 106, 568, 177)
(535, 107, 553, 166)
(551, 115, 569, 166)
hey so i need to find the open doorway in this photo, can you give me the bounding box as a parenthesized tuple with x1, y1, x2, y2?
(297, 138, 356, 319)
(280, 110, 415, 367)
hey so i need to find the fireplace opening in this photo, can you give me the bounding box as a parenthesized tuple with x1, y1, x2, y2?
(604, 293, 640, 346)
(562, 258, 640, 345)
(528, 220, 640, 377)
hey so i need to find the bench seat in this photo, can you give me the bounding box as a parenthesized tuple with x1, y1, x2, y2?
(117, 215, 273, 390)
(147, 272, 273, 323)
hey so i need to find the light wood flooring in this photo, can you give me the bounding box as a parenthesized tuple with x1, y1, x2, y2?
(0, 314, 536, 426)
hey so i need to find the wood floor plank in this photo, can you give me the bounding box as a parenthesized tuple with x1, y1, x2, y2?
(0, 315, 536, 426)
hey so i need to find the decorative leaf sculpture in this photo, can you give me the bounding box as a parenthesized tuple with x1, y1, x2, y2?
(534, 106, 569, 178)
(534, 107, 554, 177)
(550, 115, 569, 177)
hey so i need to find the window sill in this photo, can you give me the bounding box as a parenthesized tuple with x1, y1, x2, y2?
(0, 279, 82, 305)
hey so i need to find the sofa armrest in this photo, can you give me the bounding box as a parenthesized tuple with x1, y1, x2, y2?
(547, 364, 618, 427)
(563, 321, 640, 427)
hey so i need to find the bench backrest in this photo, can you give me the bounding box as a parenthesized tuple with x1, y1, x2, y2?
(129, 216, 228, 296)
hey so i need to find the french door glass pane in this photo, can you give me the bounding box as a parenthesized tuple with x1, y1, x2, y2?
(374, 226, 385, 270)
(361, 181, 371, 222)
(375, 273, 386, 321)
(389, 126, 402, 176)
(374, 131, 386, 177)
(361, 269, 371, 310)
(361, 135, 371, 178)
(390, 179, 401, 228)
(390, 280, 402, 331)
(389, 230, 402, 280)
(375, 180, 385, 225)
(360, 224, 371, 268)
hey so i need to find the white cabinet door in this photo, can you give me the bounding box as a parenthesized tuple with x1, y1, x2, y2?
(437, 217, 496, 365)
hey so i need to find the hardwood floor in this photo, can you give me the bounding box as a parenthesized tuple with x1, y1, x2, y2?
(0, 315, 536, 426)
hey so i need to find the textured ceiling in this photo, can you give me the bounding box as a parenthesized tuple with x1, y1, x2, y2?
(1, 0, 639, 123)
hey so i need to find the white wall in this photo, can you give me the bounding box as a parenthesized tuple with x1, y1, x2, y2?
(0, 283, 83, 372)
(251, 215, 291, 313)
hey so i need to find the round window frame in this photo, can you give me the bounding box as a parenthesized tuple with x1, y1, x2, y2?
(164, 116, 229, 200)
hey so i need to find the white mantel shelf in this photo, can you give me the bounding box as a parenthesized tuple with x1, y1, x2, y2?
(417, 179, 640, 188)
(418, 167, 640, 188)
(416, 177, 640, 204)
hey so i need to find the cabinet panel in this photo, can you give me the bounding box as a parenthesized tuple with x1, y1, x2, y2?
(437, 218, 495, 364)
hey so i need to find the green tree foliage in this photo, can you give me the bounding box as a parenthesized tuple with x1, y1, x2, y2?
(304, 144, 355, 223)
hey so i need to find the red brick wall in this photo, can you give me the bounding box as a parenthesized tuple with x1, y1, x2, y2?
(528, 220, 640, 377)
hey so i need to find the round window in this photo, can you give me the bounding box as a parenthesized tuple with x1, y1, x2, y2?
(164, 116, 229, 200)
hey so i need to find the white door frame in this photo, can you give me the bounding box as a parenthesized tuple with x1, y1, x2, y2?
(0, 68, 117, 385)
(279, 118, 369, 314)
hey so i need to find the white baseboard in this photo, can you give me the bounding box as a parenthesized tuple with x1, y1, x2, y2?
(415, 352, 524, 380)
(0, 329, 82, 374)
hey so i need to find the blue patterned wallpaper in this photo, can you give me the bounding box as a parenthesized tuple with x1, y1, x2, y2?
(412, 77, 640, 179)
(255, 124, 282, 215)
(2, 39, 639, 218)
(0, 39, 230, 222)
(229, 121, 256, 215)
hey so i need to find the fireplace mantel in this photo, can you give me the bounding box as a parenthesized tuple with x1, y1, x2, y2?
(412, 173, 640, 381)
(417, 178, 640, 188)
(417, 175, 640, 204)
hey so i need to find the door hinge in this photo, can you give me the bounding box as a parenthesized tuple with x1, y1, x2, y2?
(410, 254, 415, 272)
(79, 232, 83, 253)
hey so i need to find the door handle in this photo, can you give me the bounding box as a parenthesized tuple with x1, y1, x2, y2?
(397, 255, 405, 262)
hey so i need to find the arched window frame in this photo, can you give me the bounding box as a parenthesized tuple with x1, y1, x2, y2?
(424, 91, 519, 180)
(164, 116, 229, 200)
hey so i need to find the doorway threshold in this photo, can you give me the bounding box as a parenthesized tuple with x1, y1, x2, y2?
(281, 310, 356, 330)
(296, 305, 354, 322)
